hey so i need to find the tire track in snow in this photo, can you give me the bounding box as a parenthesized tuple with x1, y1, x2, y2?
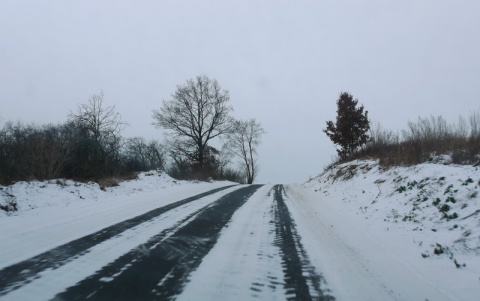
(0, 185, 235, 296)
(176, 184, 287, 301)
(178, 185, 335, 301)
(272, 185, 335, 301)
(52, 185, 263, 301)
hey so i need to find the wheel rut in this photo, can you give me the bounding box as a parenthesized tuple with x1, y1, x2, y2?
(52, 185, 263, 301)
(0, 185, 235, 296)
(271, 185, 335, 301)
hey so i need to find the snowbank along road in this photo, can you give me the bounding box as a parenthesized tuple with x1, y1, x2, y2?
(0, 183, 465, 300)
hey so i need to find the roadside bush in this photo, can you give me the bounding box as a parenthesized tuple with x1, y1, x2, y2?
(0, 120, 168, 185)
(214, 167, 246, 184)
(340, 110, 480, 167)
(122, 137, 165, 173)
(0, 191, 17, 213)
(0, 91, 246, 185)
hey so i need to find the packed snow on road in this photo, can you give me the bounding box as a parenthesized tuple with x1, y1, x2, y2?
(0, 162, 479, 300)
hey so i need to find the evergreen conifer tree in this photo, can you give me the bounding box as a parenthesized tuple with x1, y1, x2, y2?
(324, 92, 370, 159)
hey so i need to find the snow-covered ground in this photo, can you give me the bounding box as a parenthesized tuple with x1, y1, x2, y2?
(177, 185, 289, 300)
(0, 171, 234, 268)
(1, 162, 479, 300)
(300, 159, 480, 300)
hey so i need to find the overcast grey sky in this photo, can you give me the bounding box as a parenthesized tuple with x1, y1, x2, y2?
(1, 0, 479, 183)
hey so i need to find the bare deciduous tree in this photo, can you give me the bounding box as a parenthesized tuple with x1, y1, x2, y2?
(70, 92, 126, 144)
(226, 119, 265, 184)
(27, 124, 74, 180)
(69, 92, 127, 178)
(123, 138, 165, 172)
(152, 75, 232, 178)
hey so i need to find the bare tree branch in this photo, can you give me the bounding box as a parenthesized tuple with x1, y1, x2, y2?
(68, 92, 127, 178)
(152, 75, 233, 178)
(225, 119, 265, 184)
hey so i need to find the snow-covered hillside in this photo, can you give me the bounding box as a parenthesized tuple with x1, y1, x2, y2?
(304, 159, 480, 297)
(1, 163, 480, 300)
(0, 171, 227, 217)
(0, 171, 234, 268)
(0, 171, 167, 215)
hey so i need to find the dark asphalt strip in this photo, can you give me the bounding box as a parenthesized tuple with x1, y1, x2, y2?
(272, 185, 335, 301)
(52, 184, 263, 301)
(0, 185, 236, 296)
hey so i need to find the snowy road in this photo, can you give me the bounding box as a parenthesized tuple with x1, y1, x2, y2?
(0, 184, 460, 300)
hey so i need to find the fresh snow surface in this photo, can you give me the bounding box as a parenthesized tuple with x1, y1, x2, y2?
(1, 162, 479, 301)
(177, 185, 289, 300)
(301, 159, 480, 300)
(0, 171, 234, 268)
(2, 185, 242, 301)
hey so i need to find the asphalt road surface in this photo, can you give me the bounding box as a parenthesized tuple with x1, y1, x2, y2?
(0, 184, 334, 301)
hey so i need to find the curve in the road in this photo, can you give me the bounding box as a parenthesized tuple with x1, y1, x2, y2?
(0, 185, 236, 296)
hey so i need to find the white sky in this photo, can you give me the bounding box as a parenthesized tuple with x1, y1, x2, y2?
(1, 0, 479, 183)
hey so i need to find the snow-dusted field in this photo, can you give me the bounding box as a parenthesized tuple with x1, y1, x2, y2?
(1, 162, 479, 300)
